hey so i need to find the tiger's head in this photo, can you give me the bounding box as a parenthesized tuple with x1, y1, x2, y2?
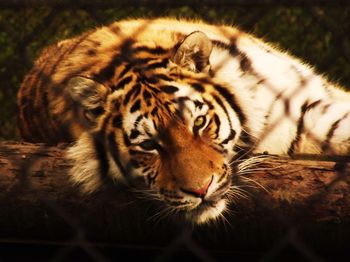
(67, 31, 254, 224)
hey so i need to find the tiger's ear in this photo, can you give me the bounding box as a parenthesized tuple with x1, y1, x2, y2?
(172, 31, 213, 73)
(67, 76, 110, 122)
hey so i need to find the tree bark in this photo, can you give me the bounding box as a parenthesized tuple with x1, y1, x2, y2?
(0, 141, 349, 258)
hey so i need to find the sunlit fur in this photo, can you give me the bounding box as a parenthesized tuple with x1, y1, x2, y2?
(18, 18, 350, 224)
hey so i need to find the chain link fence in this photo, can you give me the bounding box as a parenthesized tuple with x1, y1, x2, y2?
(0, 0, 350, 261)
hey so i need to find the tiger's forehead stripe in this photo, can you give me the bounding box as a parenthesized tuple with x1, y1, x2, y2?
(89, 37, 171, 83)
(123, 83, 142, 105)
(179, 75, 247, 129)
(178, 77, 247, 148)
(132, 45, 169, 55)
(166, 70, 247, 131)
(113, 75, 133, 90)
(111, 77, 244, 154)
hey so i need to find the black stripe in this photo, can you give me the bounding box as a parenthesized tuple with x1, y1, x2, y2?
(130, 99, 141, 113)
(194, 100, 204, 109)
(264, 91, 284, 123)
(203, 98, 214, 109)
(86, 49, 97, 56)
(212, 39, 239, 57)
(288, 100, 322, 155)
(239, 54, 252, 72)
(133, 46, 168, 55)
(212, 94, 234, 142)
(131, 57, 154, 65)
(192, 83, 205, 93)
(142, 75, 159, 84)
(114, 75, 133, 90)
(146, 59, 168, 70)
(288, 102, 309, 156)
(123, 132, 131, 146)
(213, 113, 221, 139)
(118, 63, 133, 78)
(214, 84, 246, 125)
(143, 89, 152, 100)
(321, 112, 349, 153)
(236, 130, 254, 152)
(98, 55, 123, 80)
(213, 39, 254, 74)
(220, 129, 236, 145)
(164, 102, 172, 114)
(108, 132, 128, 179)
(133, 84, 142, 98)
(211, 88, 253, 154)
(120, 38, 136, 54)
(149, 86, 161, 94)
(135, 115, 144, 127)
(155, 74, 173, 81)
(161, 85, 179, 94)
(143, 167, 151, 173)
(113, 100, 121, 111)
(124, 84, 141, 105)
(151, 107, 158, 116)
(112, 114, 122, 128)
(130, 129, 140, 140)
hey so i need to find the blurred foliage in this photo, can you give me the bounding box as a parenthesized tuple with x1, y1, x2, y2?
(0, 3, 349, 140)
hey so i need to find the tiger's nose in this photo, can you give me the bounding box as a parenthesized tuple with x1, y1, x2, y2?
(181, 176, 213, 199)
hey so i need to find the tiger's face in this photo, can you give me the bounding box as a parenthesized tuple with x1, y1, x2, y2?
(68, 31, 249, 224)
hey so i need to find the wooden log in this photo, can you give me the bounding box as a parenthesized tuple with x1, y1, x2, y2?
(0, 141, 349, 259)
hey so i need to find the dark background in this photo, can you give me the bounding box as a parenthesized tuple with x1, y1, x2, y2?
(0, 0, 350, 141)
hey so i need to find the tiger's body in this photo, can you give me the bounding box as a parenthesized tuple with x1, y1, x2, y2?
(18, 18, 350, 224)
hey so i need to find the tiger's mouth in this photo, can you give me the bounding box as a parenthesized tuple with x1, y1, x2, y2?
(183, 198, 228, 224)
(132, 171, 233, 224)
(166, 181, 232, 224)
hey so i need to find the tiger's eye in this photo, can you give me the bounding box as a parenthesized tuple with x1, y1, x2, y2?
(194, 116, 206, 127)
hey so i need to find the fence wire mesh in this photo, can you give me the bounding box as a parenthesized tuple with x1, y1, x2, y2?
(0, 0, 350, 261)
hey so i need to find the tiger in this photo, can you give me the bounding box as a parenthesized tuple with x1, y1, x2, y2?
(17, 18, 350, 224)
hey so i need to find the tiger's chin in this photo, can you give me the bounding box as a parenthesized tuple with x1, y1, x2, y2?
(182, 199, 227, 225)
